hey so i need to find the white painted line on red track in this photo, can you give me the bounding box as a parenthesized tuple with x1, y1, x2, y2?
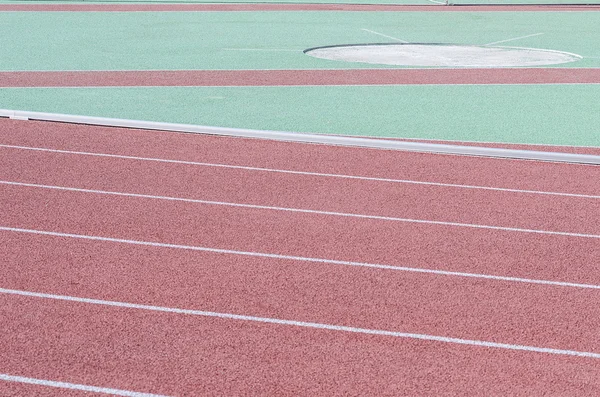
(1, 144, 598, 199)
(2, 287, 600, 359)
(2, 180, 598, 239)
(0, 373, 169, 397)
(2, 226, 600, 290)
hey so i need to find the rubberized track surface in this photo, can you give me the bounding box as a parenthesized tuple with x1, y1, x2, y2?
(3, 68, 600, 87)
(1, 3, 599, 11)
(1, 117, 600, 395)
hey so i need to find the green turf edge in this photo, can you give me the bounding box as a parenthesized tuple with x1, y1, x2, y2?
(1, 85, 599, 147)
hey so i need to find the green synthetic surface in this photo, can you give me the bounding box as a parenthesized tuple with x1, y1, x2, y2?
(1, 9, 599, 146)
(1, 11, 600, 71)
(2, 85, 599, 146)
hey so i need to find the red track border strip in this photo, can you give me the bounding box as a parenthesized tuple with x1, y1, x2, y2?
(1, 3, 599, 12)
(2, 68, 600, 87)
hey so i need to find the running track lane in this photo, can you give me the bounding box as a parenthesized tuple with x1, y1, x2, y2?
(1, 125, 600, 342)
(1, 117, 597, 390)
(3, 69, 600, 87)
(2, 146, 599, 234)
(2, 118, 599, 193)
(2, 229, 600, 352)
(3, 293, 600, 396)
(2, 182, 600, 284)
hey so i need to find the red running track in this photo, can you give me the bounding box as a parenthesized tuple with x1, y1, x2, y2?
(1, 118, 600, 395)
(2, 119, 599, 193)
(3, 68, 600, 87)
(1, 3, 599, 11)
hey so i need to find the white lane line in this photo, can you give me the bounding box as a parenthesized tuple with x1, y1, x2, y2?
(2, 226, 600, 290)
(361, 29, 409, 43)
(1, 144, 598, 200)
(0, 373, 169, 397)
(2, 287, 600, 359)
(483, 33, 544, 47)
(2, 180, 599, 239)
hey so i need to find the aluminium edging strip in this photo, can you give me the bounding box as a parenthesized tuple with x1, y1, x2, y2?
(1, 109, 599, 165)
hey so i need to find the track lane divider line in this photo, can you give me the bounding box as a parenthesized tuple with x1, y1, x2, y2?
(2, 180, 598, 239)
(1, 144, 598, 200)
(0, 373, 170, 397)
(2, 287, 600, 359)
(2, 226, 600, 290)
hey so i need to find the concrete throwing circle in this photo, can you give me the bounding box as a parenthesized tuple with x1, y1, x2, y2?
(304, 44, 582, 68)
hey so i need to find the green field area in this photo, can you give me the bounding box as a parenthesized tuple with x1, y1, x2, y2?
(3, 85, 599, 146)
(1, 11, 599, 71)
(1, 9, 598, 146)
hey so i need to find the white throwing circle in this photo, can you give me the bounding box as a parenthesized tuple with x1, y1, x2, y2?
(304, 44, 582, 68)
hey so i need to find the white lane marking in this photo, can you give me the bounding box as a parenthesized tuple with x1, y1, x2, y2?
(2, 287, 600, 359)
(1, 144, 598, 200)
(483, 33, 545, 47)
(222, 48, 301, 52)
(0, 373, 169, 397)
(2, 226, 600, 290)
(2, 180, 599, 239)
(361, 29, 409, 43)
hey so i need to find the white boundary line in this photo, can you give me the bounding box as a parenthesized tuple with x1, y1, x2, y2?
(1, 144, 598, 199)
(361, 28, 409, 43)
(1, 109, 600, 164)
(2, 226, 600, 290)
(2, 180, 598, 238)
(483, 33, 545, 47)
(0, 373, 169, 397)
(2, 287, 600, 359)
